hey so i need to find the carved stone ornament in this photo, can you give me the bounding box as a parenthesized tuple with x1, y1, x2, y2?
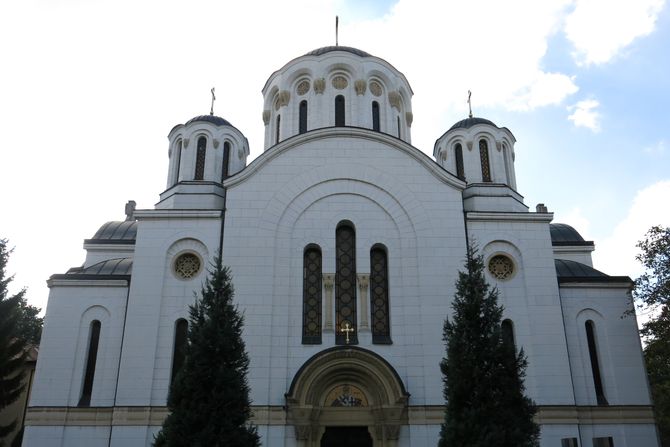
(332, 75, 348, 90)
(385, 424, 401, 440)
(277, 90, 290, 108)
(313, 78, 326, 94)
(296, 79, 310, 96)
(262, 110, 271, 125)
(238, 148, 244, 160)
(183, 138, 189, 148)
(466, 140, 473, 151)
(213, 138, 220, 149)
(354, 79, 367, 96)
(405, 111, 413, 127)
(496, 141, 502, 151)
(388, 91, 401, 110)
(441, 149, 447, 161)
(294, 425, 312, 440)
(369, 80, 383, 97)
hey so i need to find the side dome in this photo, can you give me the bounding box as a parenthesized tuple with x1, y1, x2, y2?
(434, 116, 517, 188)
(550, 223, 593, 246)
(261, 45, 414, 150)
(85, 221, 137, 244)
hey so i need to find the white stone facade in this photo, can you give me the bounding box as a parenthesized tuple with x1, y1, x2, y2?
(24, 46, 659, 447)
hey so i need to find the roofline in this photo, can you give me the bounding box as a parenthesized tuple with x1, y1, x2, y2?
(557, 276, 633, 285)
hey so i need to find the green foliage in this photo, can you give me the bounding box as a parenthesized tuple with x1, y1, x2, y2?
(440, 245, 539, 447)
(634, 226, 670, 446)
(0, 239, 29, 446)
(154, 256, 259, 447)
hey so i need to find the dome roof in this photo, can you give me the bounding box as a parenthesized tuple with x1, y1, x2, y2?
(87, 221, 137, 244)
(550, 223, 593, 246)
(449, 117, 498, 131)
(185, 115, 233, 127)
(69, 258, 133, 276)
(304, 46, 372, 58)
(554, 259, 631, 284)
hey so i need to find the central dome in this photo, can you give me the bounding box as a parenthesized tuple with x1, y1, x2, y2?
(304, 46, 372, 58)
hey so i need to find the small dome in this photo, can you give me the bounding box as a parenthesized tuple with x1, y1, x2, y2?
(304, 46, 372, 58)
(88, 221, 137, 243)
(449, 117, 498, 131)
(554, 259, 607, 278)
(69, 258, 133, 276)
(185, 115, 233, 127)
(550, 223, 592, 245)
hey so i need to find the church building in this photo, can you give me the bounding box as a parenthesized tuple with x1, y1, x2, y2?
(23, 45, 659, 446)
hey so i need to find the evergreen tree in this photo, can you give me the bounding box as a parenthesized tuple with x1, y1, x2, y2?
(440, 245, 539, 447)
(0, 239, 28, 447)
(154, 256, 259, 447)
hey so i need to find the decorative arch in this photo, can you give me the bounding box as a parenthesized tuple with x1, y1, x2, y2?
(286, 346, 409, 446)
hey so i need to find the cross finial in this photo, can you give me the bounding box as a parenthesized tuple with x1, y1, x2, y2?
(335, 16, 339, 46)
(468, 90, 473, 118)
(210, 87, 216, 116)
(341, 320, 354, 344)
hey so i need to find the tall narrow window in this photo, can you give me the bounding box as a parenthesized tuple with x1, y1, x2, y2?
(335, 95, 345, 127)
(303, 245, 322, 344)
(195, 136, 207, 180)
(221, 142, 230, 181)
(397, 116, 401, 138)
(276, 115, 281, 144)
(370, 245, 390, 344)
(372, 101, 380, 132)
(502, 144, 511, 185)
(455, 143, 465, 180)
(78, 320, 101, 407)
(299, 100, 308, 134)
(501, 319, 515, 351)
(173, 139, 182, 186)
(479, 139, 491, 182)
(171, 319, 188, 384)
(585, 320, 608, 405)
(336, 222, 357, 345)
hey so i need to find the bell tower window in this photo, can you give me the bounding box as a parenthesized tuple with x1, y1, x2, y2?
(276, 115, 281, 144)
(194, 136, 207, 180)
(299, 100, 308, 134)
(455, 143, 465, 179)
(172, 139, 182, 186)
(171, 319, 188, 384)
(479, 139, 491, 182)
(586, 320, 608, 405)
(397, 116, 401, 138)
(335, 95, 345, 127)
(372, 101, 380, 132)
(335, 222, 357, 345)
(78, 320, 101, 407)
(221, 142, 230, 181)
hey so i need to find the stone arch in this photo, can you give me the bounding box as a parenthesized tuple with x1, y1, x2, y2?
(286, 346, 409, 447)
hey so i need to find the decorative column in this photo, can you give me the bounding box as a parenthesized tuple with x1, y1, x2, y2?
(357, 274, 370, 331)
(323, 274, 335, 332)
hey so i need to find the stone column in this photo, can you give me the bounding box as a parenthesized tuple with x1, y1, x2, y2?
(323, 274, 335, 332)
(357, 274, 370, 331)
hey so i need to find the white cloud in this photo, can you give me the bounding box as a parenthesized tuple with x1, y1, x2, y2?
(567, 99, 601, 131)
(593, 180, 670, 277)
(553, 207, 593, 240)
(565, 0, 666, 65)
(643, 140, 667, 156)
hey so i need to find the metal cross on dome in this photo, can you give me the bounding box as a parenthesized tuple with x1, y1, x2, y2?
(210, 87, 216, 116)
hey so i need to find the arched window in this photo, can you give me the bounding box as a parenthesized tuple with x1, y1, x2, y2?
(455, 143, 465, 180)
(303, 245, 322, 344)
(585, 320, 608, 405)
(479, 139, 491, 182)
(194, 136, 207, 180)
(502, 143, 511, 185)
(397, 116, 401, 138)
(171, 319, 188, 384)
(370, 245, 390, 344)
(276, 115, 281, 144)
(501, 319, 515, 351)
(221, 141, 230, 181)
(78, 320, 101, 407)
(336, 222, 357, 345)
(372, 101, 380, 132)
(173, 139, 182, 186)
(299, 100, 308, 134)
(335, 95, 345, 127)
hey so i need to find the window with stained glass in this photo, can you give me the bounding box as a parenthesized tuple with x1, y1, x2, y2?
(303, 245, 322, 344)
(335, 223, 357, 345)
(479, 139, 491, 182)
(195, 136, 207, 180)
(370, 245, 391, 344)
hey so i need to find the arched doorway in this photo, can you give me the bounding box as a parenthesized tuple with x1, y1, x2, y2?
(285, 347, 409, 447)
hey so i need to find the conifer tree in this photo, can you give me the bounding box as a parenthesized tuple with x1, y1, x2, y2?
(154, 256, 259, 447)
(440, 245, 539, 447)
(0, 239, 28, 446)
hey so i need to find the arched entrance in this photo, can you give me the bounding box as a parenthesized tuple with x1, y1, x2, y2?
(285, 347, 409, 447)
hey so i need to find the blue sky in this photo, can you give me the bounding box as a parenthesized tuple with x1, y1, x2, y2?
(0, 0, 668, 314)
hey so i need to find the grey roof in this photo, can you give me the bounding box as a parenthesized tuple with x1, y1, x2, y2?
(185, 115, 233, 127)
(304, 46, 372, 58)
(449, 117, 498, 131)
(68, 258, 133, 276)
(554, 259, 631, 284)
(550, 223, 594, 246)
(86, 221, 137, 244)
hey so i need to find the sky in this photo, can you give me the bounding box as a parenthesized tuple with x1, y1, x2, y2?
(1, 0, 669, 317)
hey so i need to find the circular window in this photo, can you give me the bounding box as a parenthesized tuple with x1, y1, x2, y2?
(296, 80, 310, 96)
(369, 80, 383, 97)
(332, 75, 348, 90)
(488, 255, 514, 280)
(174, 253, 202, 280)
